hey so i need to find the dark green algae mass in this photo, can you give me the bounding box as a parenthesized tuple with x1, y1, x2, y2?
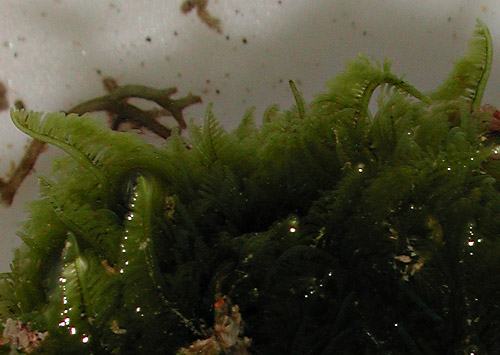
(0, 20, 499, 354)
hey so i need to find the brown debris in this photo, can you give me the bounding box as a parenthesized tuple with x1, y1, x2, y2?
(181, 0, 222, 33)
(1, 318, 47, 353)
(178, 295, 251, 354)
(0, 82, 8, 111)
(480, 104, 500, 134)
(68, 77, 201, 139)
(0, 100, 48, 206)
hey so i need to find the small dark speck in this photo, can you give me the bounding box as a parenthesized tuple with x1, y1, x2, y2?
(13, 52, 18, 58)
(206, 79, 211, 84)
(363, 31, 367, 36)
(226, 35, 230, 40)
(242, 37, 248, 44)
(96, 69, 102, 75)
(235, 9, 239, 14)
(145, 36, 152, 42)
(174, 31, 178, 36)
(279, 79, 283, 83)
(278, 0, 282, 4)
(447, 17, 452, 22)
(216, 89, 220, 94)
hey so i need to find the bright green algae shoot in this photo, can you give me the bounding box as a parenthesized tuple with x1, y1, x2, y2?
(0, 20, 499, 354)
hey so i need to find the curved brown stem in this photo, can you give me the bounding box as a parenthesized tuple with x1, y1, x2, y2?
(1, 80, 201, 205)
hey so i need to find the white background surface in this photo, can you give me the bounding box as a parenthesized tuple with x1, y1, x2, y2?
(0, 0, 500, 272)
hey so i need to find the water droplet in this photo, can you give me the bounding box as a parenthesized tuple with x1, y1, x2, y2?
(127, 213, 134, 221)
(447, 166, 451, 171)
(81, 335, 89, 343)
(468, 239, 475, 247)
(357, 163, 365, 173)
(70, 327, 76, 335)
(64, 317, 70, 325)
(287, 214, 299, 234)
(135, 306, 141, 313)
(394, 323, 398, 327)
